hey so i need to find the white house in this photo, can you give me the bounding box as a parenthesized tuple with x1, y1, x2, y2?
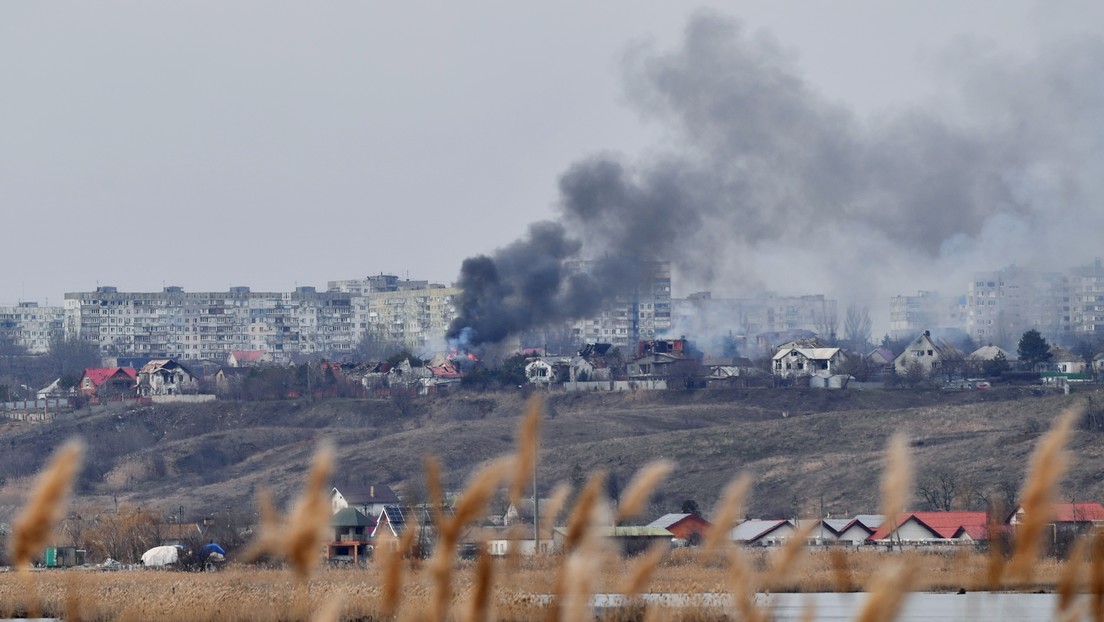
(868, 512, 988, 544)
(1050, 348, 1088, 375)
(771, 347, 844, 379)
(136, 360, 198, 397)
(817, 515, 884, 545)
(331, 484, 401, 517)
(729, 519, 796, 546)
(524, 356, 594, 385)
(893, 331, 955, 376)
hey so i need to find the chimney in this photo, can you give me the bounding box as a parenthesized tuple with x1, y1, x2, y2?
(370, 485, 375, 498)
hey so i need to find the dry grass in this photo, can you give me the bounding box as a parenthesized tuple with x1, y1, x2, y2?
(2, 399, 1100, 621)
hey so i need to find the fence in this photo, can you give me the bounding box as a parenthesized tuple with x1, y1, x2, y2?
(1, 397, 69, 412)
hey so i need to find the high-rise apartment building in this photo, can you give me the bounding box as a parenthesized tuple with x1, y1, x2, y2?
(965, 266, 1067, 347)
(0, 302, 65, 353)
(65, 278, 459, 360)
(888, 291, 967, 341)
(566, 260, 672, 348)
(1067, 259, 1104, 336)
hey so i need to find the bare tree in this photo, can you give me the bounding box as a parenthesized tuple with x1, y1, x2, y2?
(917, 469, 958, 511)
(813, 301, 838, 344)
(843, 304, 872, 351)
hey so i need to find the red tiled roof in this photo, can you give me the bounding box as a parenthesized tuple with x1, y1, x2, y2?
(427, 362, 462, 379)
(1009, 502, 1104, 523)
(870, 511, 989, 541)
(82, 367, 137, 387)
(1054, 503, 1104, 522)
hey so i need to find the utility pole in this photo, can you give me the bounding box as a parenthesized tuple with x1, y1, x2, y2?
(533, 447, 540, 555)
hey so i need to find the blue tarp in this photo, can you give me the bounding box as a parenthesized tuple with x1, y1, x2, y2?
(204, 543, 226, 556)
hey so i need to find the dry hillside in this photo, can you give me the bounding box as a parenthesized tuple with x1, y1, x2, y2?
(1, 385, 1101, 524)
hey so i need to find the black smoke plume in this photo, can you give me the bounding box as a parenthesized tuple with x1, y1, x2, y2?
(450, 12, 1104, 348)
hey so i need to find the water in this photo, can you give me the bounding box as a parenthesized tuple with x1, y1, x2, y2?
(588, 591, 1064, 620)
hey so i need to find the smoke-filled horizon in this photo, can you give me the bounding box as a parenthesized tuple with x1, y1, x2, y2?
(449, 12, 1104, 348)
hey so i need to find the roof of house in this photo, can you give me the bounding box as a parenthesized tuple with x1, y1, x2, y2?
(868, 348, 895, 364)
(426, 361, 463, 379)
(138, 359, 191, 376)
(554, 526, 673, 538)
(869, 511, 989, 541)
(216, 366, 252, 378)
(730, 519, 794, 542)
(333, 484, 401, 506)
(967, 345, 1011, 361)
(229, 350, 267, 363)
(1009, 502, 1104, 523)
(821, 514, 883, 536)
(772, 347, 842, 361)
(646, 513, 705, 530)
(1049, 347, 1084, 363)
(82, 367, 137, 386)
(331, 507, 375, 528)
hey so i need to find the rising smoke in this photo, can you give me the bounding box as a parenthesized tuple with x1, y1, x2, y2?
(449, 12, 1104, 349)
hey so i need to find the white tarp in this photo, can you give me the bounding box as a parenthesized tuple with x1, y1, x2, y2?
(141, 545, 181, 567)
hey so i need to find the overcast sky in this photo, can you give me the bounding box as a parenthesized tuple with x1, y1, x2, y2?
(2, 1, 1101, 310)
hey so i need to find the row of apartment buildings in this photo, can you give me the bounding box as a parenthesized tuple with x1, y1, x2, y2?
(1, 262, 842, 360)
(890, 260, 1104, 348)
(11, 259, 1098, 361)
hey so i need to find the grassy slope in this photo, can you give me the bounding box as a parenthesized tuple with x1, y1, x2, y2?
(0, 386, 1099, 523)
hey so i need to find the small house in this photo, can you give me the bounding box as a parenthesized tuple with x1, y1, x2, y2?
(136, 359, 198, 397)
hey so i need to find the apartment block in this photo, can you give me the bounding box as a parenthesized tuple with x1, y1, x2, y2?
(1067, 259, 1104, 336)
(888, 291, 967, 341)
(965, 266, 1068, 347)
(566, 260, 672, 348)
(0, 302, 65, 354)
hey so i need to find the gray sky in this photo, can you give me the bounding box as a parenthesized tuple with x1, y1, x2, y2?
(2, 1, 1101, 310)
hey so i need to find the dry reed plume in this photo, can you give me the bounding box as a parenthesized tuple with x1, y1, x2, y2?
(539, 481, 571, 537)
(621, 541, 669, 599)
(854, 560, 916, 622)
(243, 442, 334, 581)
(617, 459, 674, 521)
(510, 394, 542, 507)
(704, 473, 751, 554)
(1008, 406, 1079, 583)
(1056, 533, 1087, 616)
(879, 433, 912, 537)
(9, 439, 84, 570)
(765, 519, 817, 590)
(1092, 527, 1104, 622)
(429, 457, 511, 622)
(465, 546, 495, 622)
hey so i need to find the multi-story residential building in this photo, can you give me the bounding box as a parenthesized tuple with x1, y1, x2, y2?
(965, 266, 1068, 348)
(566, 260, 672, 348)
(888, 291, 968, 341)
(1067, 259, 1104, 337)
(0, 302, 65, 353)
(63, 276, 460, 361)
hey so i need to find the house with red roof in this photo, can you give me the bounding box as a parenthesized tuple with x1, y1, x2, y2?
(647, 513, 712, 544)
(1007, 502, 1104, 529)
(78, 367, 137, 401)
(227, 350, 272, 367)
(869, 511, 989, 544)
